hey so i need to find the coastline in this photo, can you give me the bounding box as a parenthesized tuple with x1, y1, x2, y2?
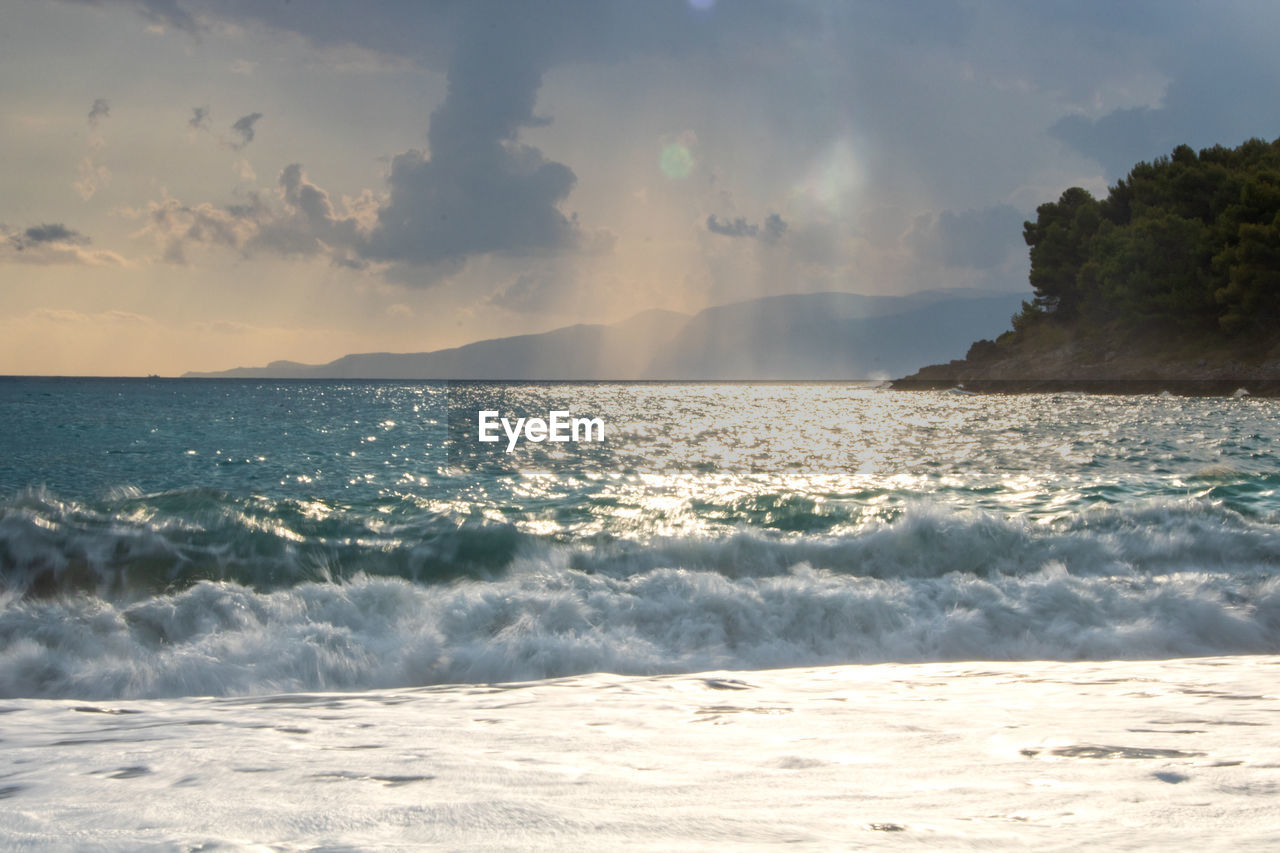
(892, 328, 1280, 395)
(890, 378, 1278, 396)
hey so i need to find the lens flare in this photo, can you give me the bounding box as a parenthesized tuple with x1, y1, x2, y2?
(660, 143, 695, 179)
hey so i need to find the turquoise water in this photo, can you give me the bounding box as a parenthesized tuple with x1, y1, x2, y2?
(2, 379, 1278, 698)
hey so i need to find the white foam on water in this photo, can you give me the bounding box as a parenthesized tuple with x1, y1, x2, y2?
(2, 515, 1278, 699)
(1, 657, 1276, 849)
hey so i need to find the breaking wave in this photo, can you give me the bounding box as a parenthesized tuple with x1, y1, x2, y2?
(3, 489, 1278, 699)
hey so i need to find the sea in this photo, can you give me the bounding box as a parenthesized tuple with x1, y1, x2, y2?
(1, 378, 1278, 849)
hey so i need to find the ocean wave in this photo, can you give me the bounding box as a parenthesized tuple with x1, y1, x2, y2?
(2, 495, 1279, 698)
(0, 487, 521, 597)
(2, 564, 1276, 700)
(5, 486, 1280, 599)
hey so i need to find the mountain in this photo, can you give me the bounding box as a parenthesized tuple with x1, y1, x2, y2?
(184, 290, 1028, 380)
(647, 290, 1025, 379)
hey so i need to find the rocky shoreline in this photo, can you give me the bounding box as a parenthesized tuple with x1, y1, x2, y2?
(890, 377, 1274, 396)
(892, 334, 1280, 396)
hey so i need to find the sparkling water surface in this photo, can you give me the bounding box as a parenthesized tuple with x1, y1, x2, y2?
(1, 378, 1278, 698)
(5, 378, 1278, 527)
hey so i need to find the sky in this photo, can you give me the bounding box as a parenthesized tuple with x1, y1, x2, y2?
(3, 0, 1280, 376)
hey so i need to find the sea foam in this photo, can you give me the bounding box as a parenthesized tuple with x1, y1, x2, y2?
(3, 499, 1277, 699)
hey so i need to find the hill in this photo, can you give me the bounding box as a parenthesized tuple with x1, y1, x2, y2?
(897, 137, 1280, 392)
(184, 290, 1027, 380)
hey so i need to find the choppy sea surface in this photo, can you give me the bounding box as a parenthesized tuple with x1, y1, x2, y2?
(3, 379, 1280, 849)
(2, 378, 1277, 699)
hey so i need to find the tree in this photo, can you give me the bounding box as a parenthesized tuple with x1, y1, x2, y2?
(1093, 210, 1214, 330)
(1016, 137, 1280, 340)
(1216, 215, 1280, 334)
(1022, 187, 1101, 319)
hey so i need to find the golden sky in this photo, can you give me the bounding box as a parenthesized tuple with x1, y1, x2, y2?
(2, 0, 1277, 375)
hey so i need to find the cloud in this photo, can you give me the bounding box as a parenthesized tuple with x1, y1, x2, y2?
(189, 105, 209, 130)
(90, 0, 1280, 298)
(906, 205, 1026, 270)
(22, 223, 89, 245)
(88, 98, 110, 125)
(131, 165, 366, 266)
(486, 271, 564, 313)
(706, 215, 757, 238)
(105, 0, 782, 275)
(130, 194, 262, 264)
(74, 157, 111, 201)
(1, 223, 126, 266)
(59, 0, 198, 34)
(761, 213, 788, 244)
(76, 97, 112, 199)
(229, 112, 263, 148)
(83, 0, 820, 281)
(358, 9, 584, 268)
(1046, 7, 1280, 178)
(1050, 108, 1172, 179)
(706, 212, 788, 244)
(98, 0, 197, 31)
(250, 163, 364, 258)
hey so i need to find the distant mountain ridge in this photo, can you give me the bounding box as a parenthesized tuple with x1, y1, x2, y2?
(184, 290, 1027, 380)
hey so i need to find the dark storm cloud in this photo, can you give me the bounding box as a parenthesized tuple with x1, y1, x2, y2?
(22, 223, 89, 245)
(89, 0, 815, 275)
(359, 7, 581, 266)
(230, 112, 262, 148)
(0, 222, 119, 265)
(174, 0, 810, 72)
(1046, 3, 1280, 178)
(761, 213, 788, 244)
(362, 147, 577, 265)
(88, 98, 109, 124)
(908, 206, 1025, 271)
(706, 213, 787, 244)
(1050, 108, 1170, 180)
(774, 2, 1279, 209)
(1051, 74, 1280, 180)
(87, 0, 1280, 286)
(706, 215, 757, 239)
(348, 0, 811, 269)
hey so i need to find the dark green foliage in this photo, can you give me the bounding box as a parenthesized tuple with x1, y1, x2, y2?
(965, 338, 1002, 361)
(1023, 187, 1102, 319)
(1215, 215, 1280, 334)
(1019, 136, 1280, 339)
(1092, 211, 1214, 329)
